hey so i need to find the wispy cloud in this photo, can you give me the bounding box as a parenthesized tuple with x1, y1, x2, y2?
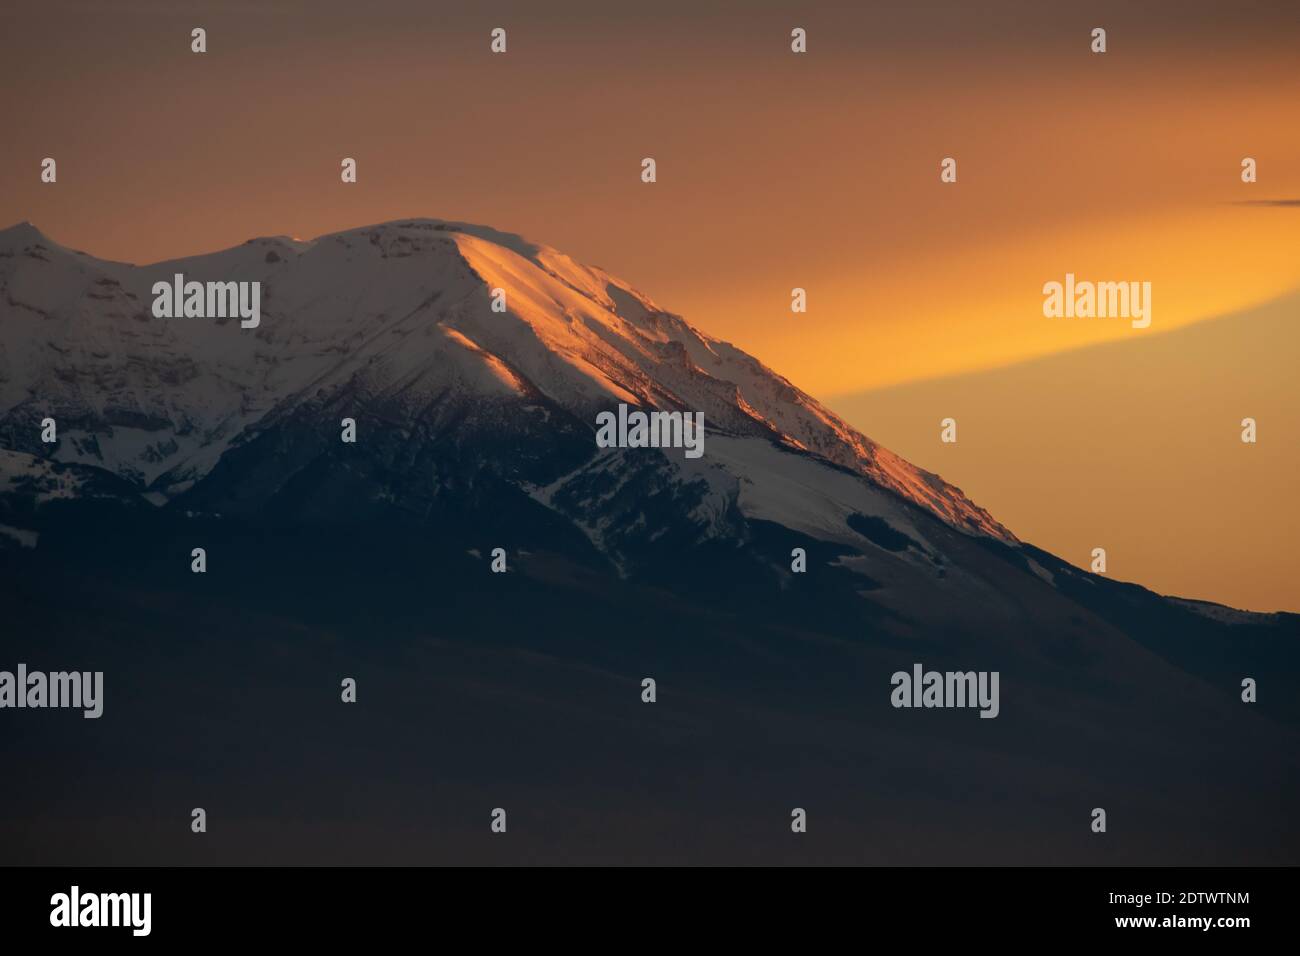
(1229, 199, 1300, 207)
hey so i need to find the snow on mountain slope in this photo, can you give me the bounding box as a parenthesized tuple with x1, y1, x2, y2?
(0, 218, 1011, 545)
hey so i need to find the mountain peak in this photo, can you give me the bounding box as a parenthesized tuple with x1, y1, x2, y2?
(329, 218, 543, 259)
(0, 220, 53, 247)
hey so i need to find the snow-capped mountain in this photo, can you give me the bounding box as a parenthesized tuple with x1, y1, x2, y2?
(0, 218, 1004, 535)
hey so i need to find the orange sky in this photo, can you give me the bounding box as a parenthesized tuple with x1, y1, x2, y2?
(837, 292, 1300, 613)
(2, 0, 1297, 608)
(3, 2, 1298, 389)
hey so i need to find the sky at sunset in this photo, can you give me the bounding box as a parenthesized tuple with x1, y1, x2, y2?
(2, 0, 1297, 609)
